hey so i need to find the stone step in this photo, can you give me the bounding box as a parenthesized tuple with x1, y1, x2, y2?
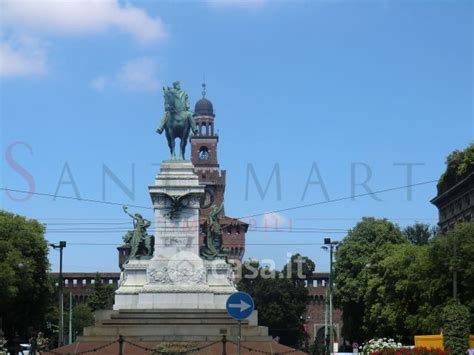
(83, 324, 268, 339)
(110, 313, 247, 321)
(101, 318, 243, 326)
(78, 334, 273, 342)
(115, 309, 231, 315)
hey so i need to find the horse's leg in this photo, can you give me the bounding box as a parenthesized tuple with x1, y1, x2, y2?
(180, 137, 186, 160)
(166, 128, 176, 160)
(180, 121, 190, 160)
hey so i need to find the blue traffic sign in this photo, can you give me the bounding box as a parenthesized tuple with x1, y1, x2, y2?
(226, 292, 255, 321)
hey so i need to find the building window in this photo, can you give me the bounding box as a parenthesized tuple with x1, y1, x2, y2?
(313, 280, 318, 287)
(199, 146, 209, 161)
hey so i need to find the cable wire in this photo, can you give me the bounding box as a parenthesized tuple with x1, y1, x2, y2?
(0, 178, 437, 221)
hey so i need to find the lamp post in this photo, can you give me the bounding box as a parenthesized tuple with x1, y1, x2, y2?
(50, 241, 66, 347)
(322, 238, 339, 355)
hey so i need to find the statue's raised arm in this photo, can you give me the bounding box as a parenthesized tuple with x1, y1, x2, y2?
(123, 205, 134, 219)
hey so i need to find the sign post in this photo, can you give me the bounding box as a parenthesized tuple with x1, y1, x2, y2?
(226, 292, 255, 355)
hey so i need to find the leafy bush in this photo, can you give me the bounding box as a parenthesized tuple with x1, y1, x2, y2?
(361, 338, 401, 354)
(437, 143, 474, 194)
(443, 300, 470, 355)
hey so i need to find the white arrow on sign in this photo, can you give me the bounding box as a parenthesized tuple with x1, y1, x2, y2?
(228, 300, 252, 313)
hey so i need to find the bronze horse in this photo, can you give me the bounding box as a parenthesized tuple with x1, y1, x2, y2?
(156, 86, 197, 160)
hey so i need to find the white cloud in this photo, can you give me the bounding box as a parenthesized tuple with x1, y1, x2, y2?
(91, 57, 159, 92)
(89, 75, 108, 92)
(0, 35, 47, 77)
(116, 57, 159, 92)
(0, 0, 166, 77)
(1, 0, 166, 44)
(261, 212, 287, 229)
(207, 0, 267, 8)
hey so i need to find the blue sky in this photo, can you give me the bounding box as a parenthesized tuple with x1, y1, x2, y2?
(1, 0, 472, 273)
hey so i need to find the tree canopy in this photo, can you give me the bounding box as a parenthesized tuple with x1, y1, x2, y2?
(403, 223, 436, 246)
(334, 218, 474, 344)
(333, 217, 407, 342)
(238, 255, 315, 348)
(0, 210, 51, 341)
(437, 143, 474, 194)
(87, 273, 115, 312)
(429, 223, 474, 330)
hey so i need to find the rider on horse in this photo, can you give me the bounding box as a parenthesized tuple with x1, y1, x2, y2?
(156, 81, 198, 160)
(156, 81, 196, 134)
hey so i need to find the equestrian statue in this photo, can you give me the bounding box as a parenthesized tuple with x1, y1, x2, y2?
(156, 81, 197, 160)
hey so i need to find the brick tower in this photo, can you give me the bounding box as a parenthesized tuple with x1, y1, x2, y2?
(191, 83, 247, 264)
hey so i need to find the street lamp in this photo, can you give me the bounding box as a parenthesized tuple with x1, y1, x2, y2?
(322, 238, 339, 355)
(50, 241, 66, 347)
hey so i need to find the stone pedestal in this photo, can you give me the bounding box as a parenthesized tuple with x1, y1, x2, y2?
(114, 161, 236, 311)
(81, 309, 271, 343)
(77, 161, 276, 348)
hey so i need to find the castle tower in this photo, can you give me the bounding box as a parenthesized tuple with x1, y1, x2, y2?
(191, 84, 247, 264)
(191, 84, 225, 216)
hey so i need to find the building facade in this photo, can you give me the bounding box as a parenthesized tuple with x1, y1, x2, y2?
(305, 273, 343, 346)
(431, 172, 473, 232)
(50, 273, 120, 304)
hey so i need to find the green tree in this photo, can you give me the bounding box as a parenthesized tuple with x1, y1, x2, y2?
(437, 143, 474, 194)
(72, 304, 94, 336)
(87, 274, 115, 311)
(0, 210, 51, 342)
(429, 223, 474, 331)
(442, 300, 470, 355)
(403, 223, 436, 246)
(362, 243, 439, 342)
(238, 256, 313, 348)
(282, 253, 316, 286)
(333, 217, 407, 343)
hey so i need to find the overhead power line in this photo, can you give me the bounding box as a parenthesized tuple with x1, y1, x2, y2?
(237, 179, 438, 219)
(56, 242, 329, 247)
(1, 178, 437, 221)
(0, 187, 152, 210)
(44, 225, 347, 232)
(44, 229, 348, 234)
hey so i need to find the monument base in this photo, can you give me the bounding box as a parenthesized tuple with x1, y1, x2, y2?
(114, 259, 236, 310)
(80, 309, 270, 342)
(52, 310, 305, 355)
